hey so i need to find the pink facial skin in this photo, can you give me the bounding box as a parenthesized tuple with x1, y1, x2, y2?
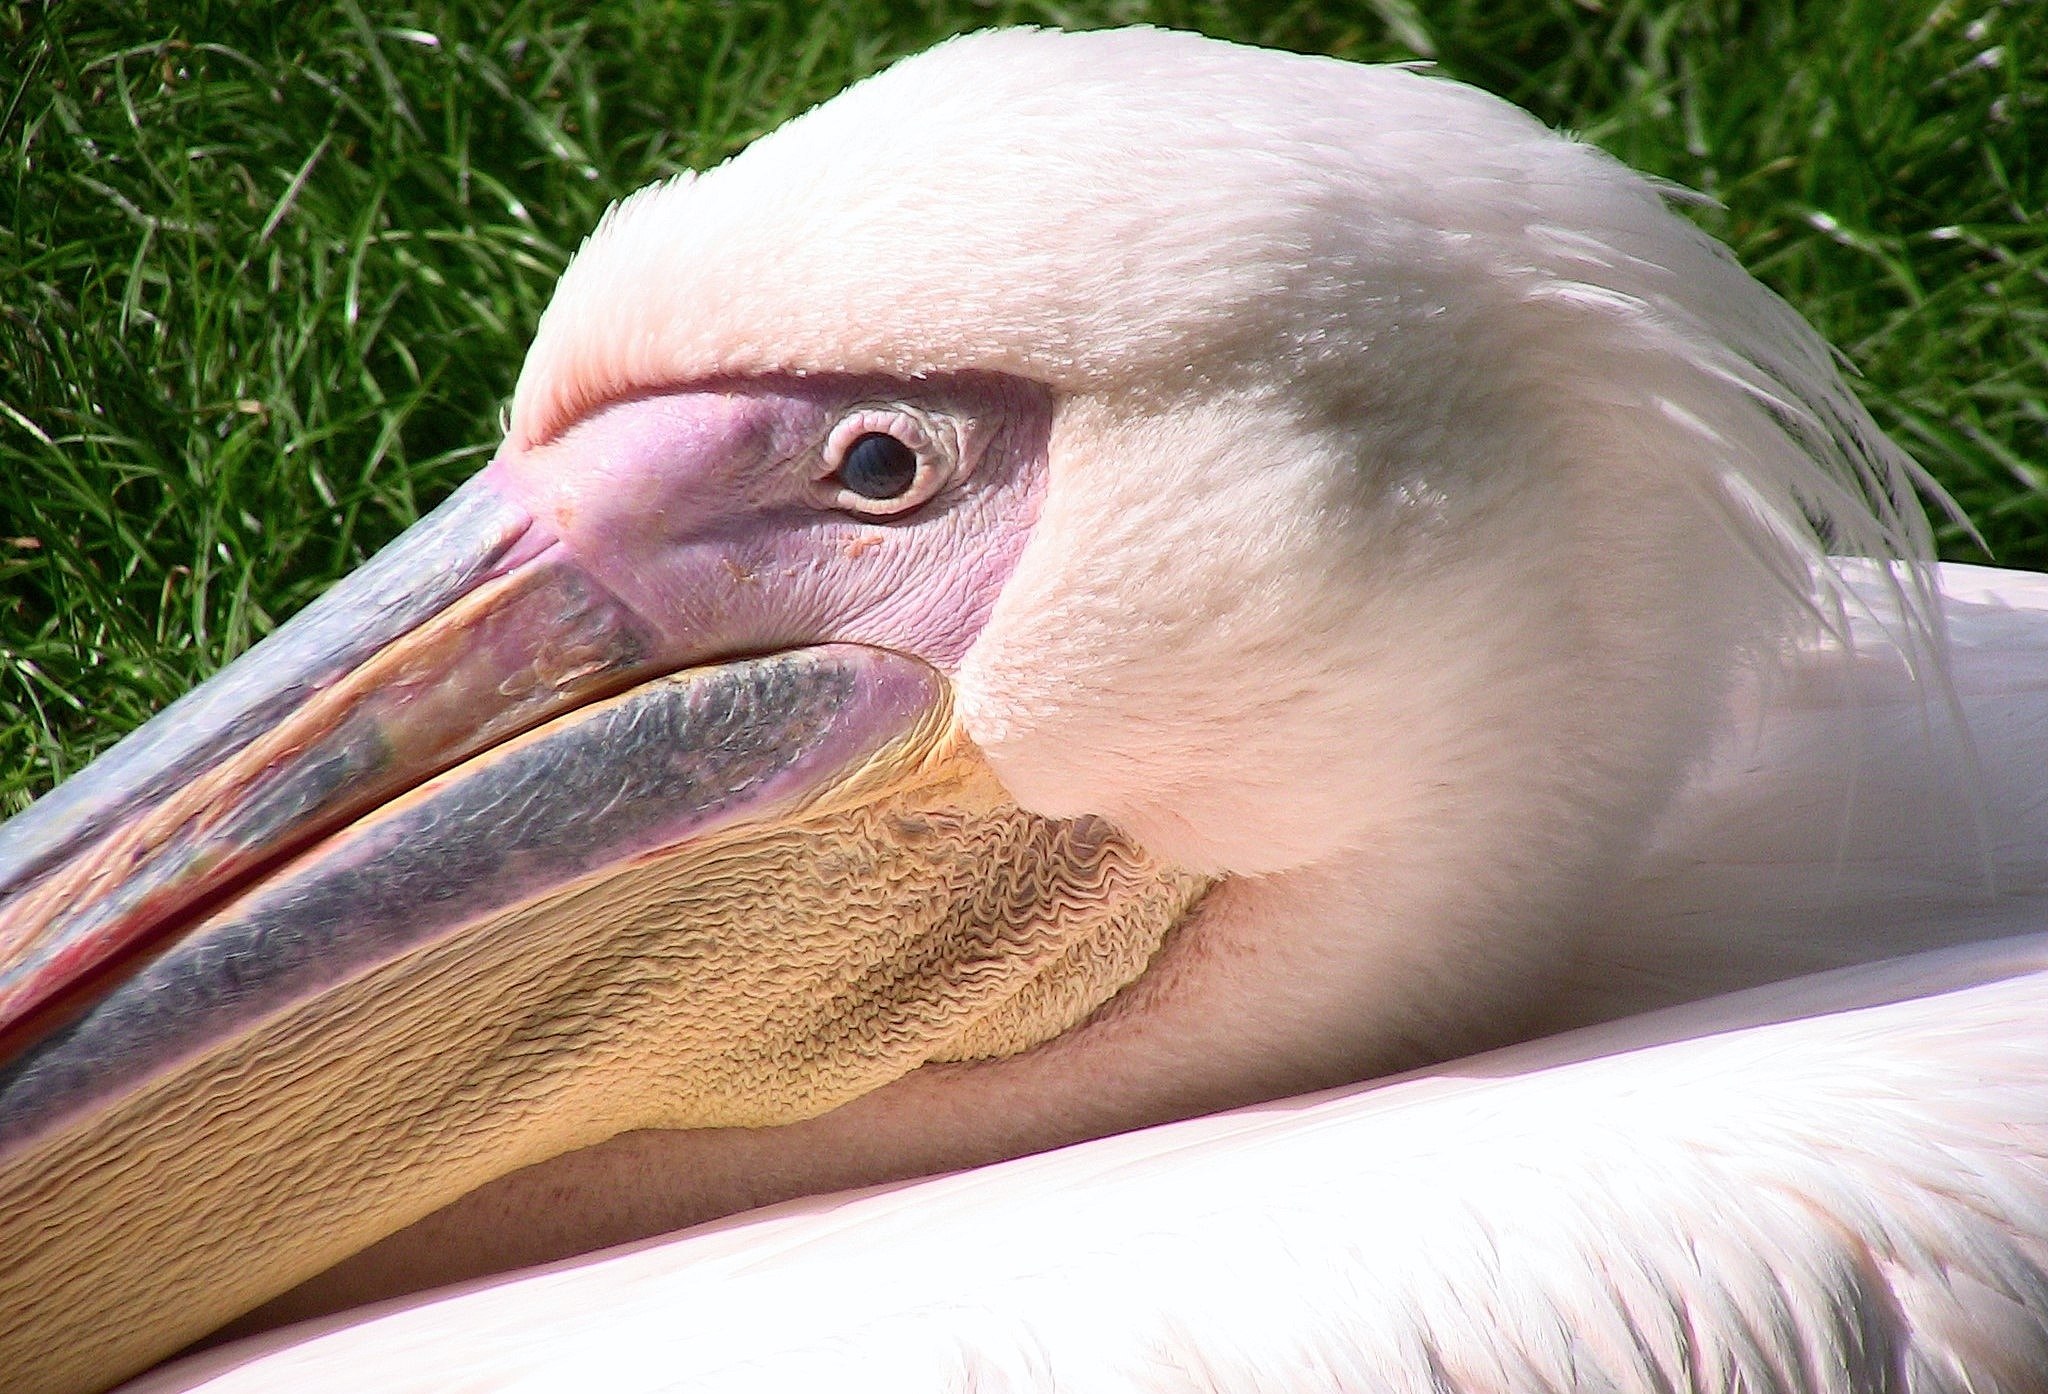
(479, 374, 1052, 678)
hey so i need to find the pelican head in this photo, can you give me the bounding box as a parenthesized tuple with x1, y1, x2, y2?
(0, 27, 1930, 1392)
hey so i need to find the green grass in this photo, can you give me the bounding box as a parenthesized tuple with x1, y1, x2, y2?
(1, 0, 2043, 814)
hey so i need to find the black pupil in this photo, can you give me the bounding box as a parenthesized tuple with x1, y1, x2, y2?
(839, 432, 919, 501)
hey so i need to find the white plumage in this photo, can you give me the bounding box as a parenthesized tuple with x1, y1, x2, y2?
(104, 26, 2048, 1391)
(131, 564, 2048, 1393)
(137, 947, 2048, 1392)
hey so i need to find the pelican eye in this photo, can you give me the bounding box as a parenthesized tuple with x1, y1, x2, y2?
(819, 410, 954, 517)
(838, 432, 918, 501)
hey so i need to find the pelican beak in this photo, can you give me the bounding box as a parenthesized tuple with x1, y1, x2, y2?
(0, 475, 1203, 1394)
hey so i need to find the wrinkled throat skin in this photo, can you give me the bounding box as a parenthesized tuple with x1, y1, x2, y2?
(0, 642, 1203, 1394)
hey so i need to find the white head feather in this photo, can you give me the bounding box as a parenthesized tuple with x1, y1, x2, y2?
(512, 26, 1940, 1066)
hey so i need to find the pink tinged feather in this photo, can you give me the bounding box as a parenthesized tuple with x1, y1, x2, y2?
(129, 931, 2048, 1394)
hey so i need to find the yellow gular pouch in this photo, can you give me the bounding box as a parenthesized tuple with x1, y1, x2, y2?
(0, 679, 1206, 1394)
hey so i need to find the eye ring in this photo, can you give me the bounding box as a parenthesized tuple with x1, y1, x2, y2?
(820, 409, 954, 517)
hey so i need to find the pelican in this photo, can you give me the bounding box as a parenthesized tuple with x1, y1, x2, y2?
(2, 26, 2045, 1393)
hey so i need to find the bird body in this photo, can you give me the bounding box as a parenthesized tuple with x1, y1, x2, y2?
(1, 27, 2044, 1394)
(128, 560, 2048, 1393)
(130, 938, 2048, 1393)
